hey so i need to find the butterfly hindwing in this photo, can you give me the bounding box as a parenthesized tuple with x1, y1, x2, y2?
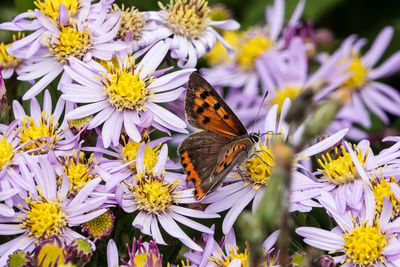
(178, 130, 230, 199)
(186, 72, 248, 138)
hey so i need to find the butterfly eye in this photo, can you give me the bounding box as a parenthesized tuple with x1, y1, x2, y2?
(251, 135, 259, 143)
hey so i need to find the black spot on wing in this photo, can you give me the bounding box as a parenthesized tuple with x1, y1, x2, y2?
(202, 116, 210, 124)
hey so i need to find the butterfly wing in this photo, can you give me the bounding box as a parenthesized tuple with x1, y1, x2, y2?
(186, 72, 248, 138)
(179, 130, 231, 199)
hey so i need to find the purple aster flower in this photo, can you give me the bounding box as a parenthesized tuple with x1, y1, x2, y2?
(107, 237, 163, 267)
(313, 138, 400, 215)
(319, 27, 400, 131)
(6, 90, 78, 156)
(146, 0, 239, 68)
(202, 99, 348, 234)
(116, 142, 219, 251)
(296, 191, 400, 266)
(184, 226, 281, 266)
(2, 1, 124, 100)
(201, 0, 305, 97)
(62, 43, 192, 147)
(0, 155, 107, 265)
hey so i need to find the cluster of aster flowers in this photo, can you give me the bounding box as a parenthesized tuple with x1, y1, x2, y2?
(1, 0, 400, 266)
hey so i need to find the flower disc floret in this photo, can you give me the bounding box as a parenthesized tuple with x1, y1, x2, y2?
(122, 141, 160, 173)
(209, 247, 249, 267)
(0, 34, 24, 69)
(0, 136, 14, 169)
(160, 0, 211, 39)
(20, 196, 68, 241)
(18, 113, 60, 154)
(34, 0, 80, 22)
(270, 87, 303, 113)
(46, 24, 92, 63)
(130, 175, 177, 214)
(112, 4, 145, 41)
(318, 145, 368, 185)
(235, 32, 273, 71)
(36, 244, 66, 266)
(83, 211, 114, 239)
(244, 144, 274, 188)
(102, 58, 155, 111)
(371, 175, 400, 217)
(342, 57, 368, 89)
(342, 221, 388, 266)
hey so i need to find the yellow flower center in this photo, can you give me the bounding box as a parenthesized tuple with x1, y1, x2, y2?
(342, 57, 368, 89)
(18, 113, 60, 155)
(20, 196, 68, 241)
(68, 116, 92, 128)
(270, 86, 303, 113)
(205, 31, 240, 66)
(83, 211, 114, 239)
(46, 24, 92, 63)
(34, 0, 80, 22)
(122, 141, 161, 174)
(102, 56, 154, 111)
(342, 221, 388, 266)
(318, 145, 367, 185)
(0, 136, 14, 169)
(8, 251, 30, 267)
(235, 33, 273, 71)
(244, 144, 274, 189)
(131, 176, 177, 214)
(209, 247, 249, 267)
(209, 4, 231, 21)
(160, 0, 211, 39)
(0, 33, 24, 69)
(371, 175, 400, 218)
(61, 151, 96, 196)
(134, 253, 159, 267)
(112, 4, 145, 41)
(36, 244, 66, 266)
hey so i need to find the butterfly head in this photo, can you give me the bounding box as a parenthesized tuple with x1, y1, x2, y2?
(250, 133, 260, 144)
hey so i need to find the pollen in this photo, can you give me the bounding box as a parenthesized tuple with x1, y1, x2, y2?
(160, 0, 211, 39)
(371, 174, 400, 218)
(0, 135, 14, 169)
(83, 210, 114, 239)
(342, 220, 388, 266)
(342, 57, 368, 89)
(60, 151, 97, 196)
(36, 243, 66, 266)
(102, 56, 155, 111)
(209, 246, 249, 267)
(205, 31, 240, 66)
(17, 112, 60, 155)
(122, 141, 161, 174)
(0, 33, 24, 69)
(270, 86, 303, 113)
(244, 143, 274, 189)
(34, 0, 80, 22)
(318, 145, 368, 185)
(112, 4, 145, 41)
(20, 195, 68, 241)
(130, 175, 178, 214)
(45, 24, 92, 63)
(235, 31, 273, 71)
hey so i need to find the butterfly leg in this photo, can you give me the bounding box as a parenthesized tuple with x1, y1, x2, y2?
(236, 166, 246, 182)
(254, 153, 272, 167)
(256, 149, 273, 158)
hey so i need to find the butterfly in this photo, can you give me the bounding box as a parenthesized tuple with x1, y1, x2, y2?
(178, 72, 261, 200)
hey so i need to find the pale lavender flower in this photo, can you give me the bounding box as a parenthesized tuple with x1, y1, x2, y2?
(7, 90, 77, 156)
(63, 43, 192, 147)
(116, 142, 219, 251)
(319, 27, 400, 131)
(0, 156, 107, 265)
(201, 0, 305, 97)
(3, 1, 124, 100)
(296, 191, 400, 266)
(184, 226, 280, 267)
(146, 0, 240, 68)
(107, 238, 163, 267)
(202, 99, 348, 234)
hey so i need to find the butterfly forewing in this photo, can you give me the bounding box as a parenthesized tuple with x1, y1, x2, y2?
(179, 130, 230, 199)
(186, 72, 248, 138)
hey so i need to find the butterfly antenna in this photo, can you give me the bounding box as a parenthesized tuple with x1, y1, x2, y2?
(250, 91, 269, 133)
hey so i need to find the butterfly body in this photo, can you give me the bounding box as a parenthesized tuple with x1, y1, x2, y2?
(179, 72, 260, 200)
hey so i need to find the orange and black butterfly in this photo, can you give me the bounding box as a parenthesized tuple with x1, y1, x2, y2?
(179, 72, 260, 200)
